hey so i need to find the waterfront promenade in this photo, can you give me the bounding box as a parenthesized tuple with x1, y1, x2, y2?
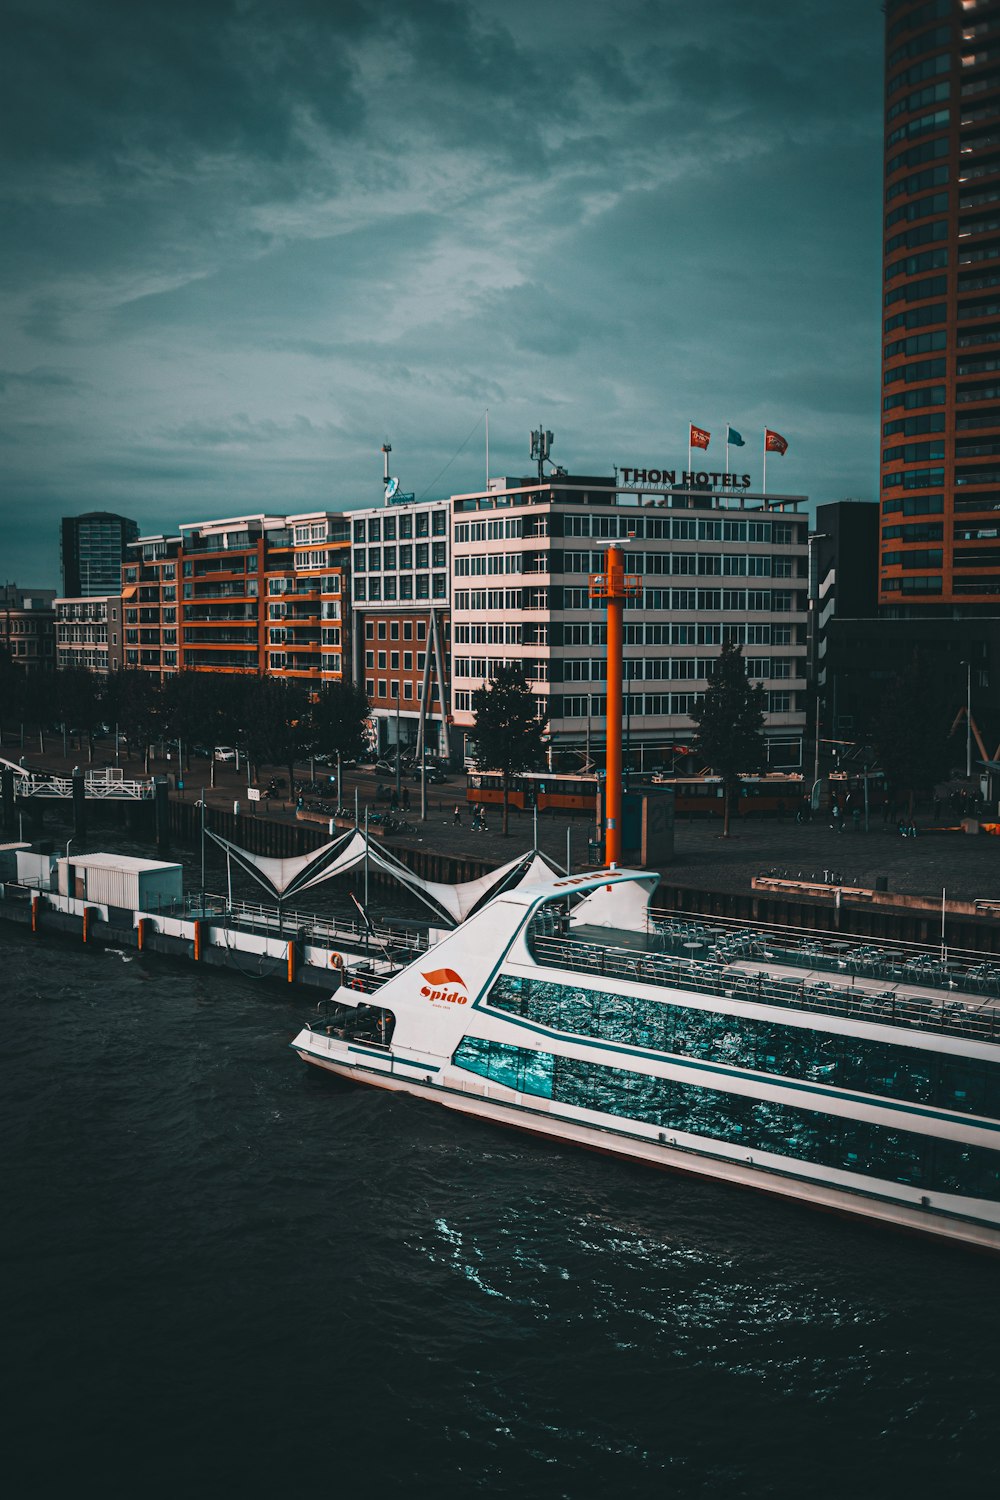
(5, 739, 998, 905)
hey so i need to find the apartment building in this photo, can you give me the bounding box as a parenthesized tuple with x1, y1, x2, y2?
(449, 473, 809, 769)
(122, 535, 182, 677)
(0, 584, 56, 670)
(54, 595, 123, 674)
(347, 497, 451, 756)
(175, 512, 349, 685)
(880, 0, 1000, 609)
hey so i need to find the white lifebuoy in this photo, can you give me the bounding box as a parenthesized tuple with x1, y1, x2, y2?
(329, 952, 344, 969)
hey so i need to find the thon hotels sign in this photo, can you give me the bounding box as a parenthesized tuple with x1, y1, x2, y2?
(618, 467, 751, 489)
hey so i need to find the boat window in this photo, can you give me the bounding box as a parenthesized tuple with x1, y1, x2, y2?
(451, 1036, 1000, 1202)
(482, 974, 1000, 1120)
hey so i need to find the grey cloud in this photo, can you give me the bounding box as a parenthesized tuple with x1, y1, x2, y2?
(1, 0, 889, 588)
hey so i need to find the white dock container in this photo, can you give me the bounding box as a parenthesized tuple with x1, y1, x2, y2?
(15, 847, 57, 890)
(57, 853, 183, 912)
(0, 842, 31, 882)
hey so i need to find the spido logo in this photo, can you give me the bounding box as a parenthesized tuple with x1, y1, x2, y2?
(420, 967, 468, 1005)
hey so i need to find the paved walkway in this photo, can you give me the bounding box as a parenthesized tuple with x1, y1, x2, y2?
(6, 738, 999, 903)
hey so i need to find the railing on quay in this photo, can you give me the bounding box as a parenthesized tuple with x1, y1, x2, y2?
(196, 893, 429, 956)
(528, 932, 1000, 1046)
(13, 769, 155, 800)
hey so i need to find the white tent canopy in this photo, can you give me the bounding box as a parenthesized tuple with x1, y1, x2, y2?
(205, 827, 562, 925)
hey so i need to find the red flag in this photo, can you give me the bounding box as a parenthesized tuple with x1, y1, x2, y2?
(764, 429, 788, 455)
(690, 424, 710, 450)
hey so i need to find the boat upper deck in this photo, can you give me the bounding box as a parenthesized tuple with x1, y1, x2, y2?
(524, 911, 1000, 1046)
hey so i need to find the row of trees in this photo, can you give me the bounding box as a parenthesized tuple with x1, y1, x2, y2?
(0, 659, 370, 786)
(470, 642, 970, 839)
(692, 641, 967, 834)
(1, 643, 967, 831)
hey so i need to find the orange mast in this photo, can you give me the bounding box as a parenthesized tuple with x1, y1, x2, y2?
(590, 545, 641, 866)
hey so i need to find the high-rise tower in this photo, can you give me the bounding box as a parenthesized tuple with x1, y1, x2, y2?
(60, 512, 139, 597)
(880, 0, 1000, 613)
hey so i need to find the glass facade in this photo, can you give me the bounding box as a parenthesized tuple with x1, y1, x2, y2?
(452, 1035, 1000, 1203)
(483, 975, 1000, 1119)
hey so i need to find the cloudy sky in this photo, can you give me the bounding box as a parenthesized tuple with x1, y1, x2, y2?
(2, 0, 884, 586)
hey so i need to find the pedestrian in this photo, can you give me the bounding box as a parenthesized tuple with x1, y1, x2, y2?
(481, 814, 489, 834)
(391, 789, 399, 811)
(453, 804, 461, 825)
(830, 802, 841, 832)
(471, 809, 481, 832)
(402, 787, 410, 811)
(851, 807, 861, 833)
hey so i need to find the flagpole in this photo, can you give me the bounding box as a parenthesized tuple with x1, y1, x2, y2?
(725, 423, 729, 483)
(687, 427, 691, 483)
(762, 428, 767, 500)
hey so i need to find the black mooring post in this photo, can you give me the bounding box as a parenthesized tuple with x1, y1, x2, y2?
(71, 766, 87, 842)
(154, 776, 169, 856)
(1, 763, 14, 835)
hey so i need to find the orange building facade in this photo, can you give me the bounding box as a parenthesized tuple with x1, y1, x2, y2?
(880, 0, 1000, 610)
(124, 514, 350, 686)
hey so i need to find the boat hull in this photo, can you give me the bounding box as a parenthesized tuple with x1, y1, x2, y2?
(294, 1045, 1000, 1255)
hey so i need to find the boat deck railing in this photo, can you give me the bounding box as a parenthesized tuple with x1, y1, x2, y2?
(646, 910, 1000, 1000)
(528, 930, 1000, 1044)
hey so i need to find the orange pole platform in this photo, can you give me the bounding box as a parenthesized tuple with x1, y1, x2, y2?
(604, 545, 624, 866)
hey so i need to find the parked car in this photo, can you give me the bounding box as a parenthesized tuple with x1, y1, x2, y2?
(412, 765, 448, 783)
(214, 746, 238, 763)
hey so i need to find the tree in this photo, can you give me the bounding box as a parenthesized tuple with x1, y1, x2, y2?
(471, 665, 547, 835)
(308, 682, 371, 764)
(236, 677, 310, 791)
(689, 639, 767, 837)
(872, 661, 955, 817)
(106, 670, 163, 771)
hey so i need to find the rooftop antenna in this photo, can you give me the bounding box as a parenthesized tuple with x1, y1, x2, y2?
(529, 425, 554, 482)
(381, 441, 399, 506)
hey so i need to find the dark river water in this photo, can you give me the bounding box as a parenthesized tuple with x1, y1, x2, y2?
(3, 828, 999, 1497)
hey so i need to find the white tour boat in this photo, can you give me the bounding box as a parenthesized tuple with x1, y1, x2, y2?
(290, 866, 1000, 1253)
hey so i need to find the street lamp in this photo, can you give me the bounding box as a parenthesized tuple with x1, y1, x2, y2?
(961, 658, 972, 780)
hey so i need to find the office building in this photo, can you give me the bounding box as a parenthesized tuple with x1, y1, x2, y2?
(880, 0, 1000, 610)
(61, 512, 139, 597)
(810, 500, 879, 706)
(449, 471, 809, 769)
(347, 497, 451, 758)
(54, 596, 123, 674)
